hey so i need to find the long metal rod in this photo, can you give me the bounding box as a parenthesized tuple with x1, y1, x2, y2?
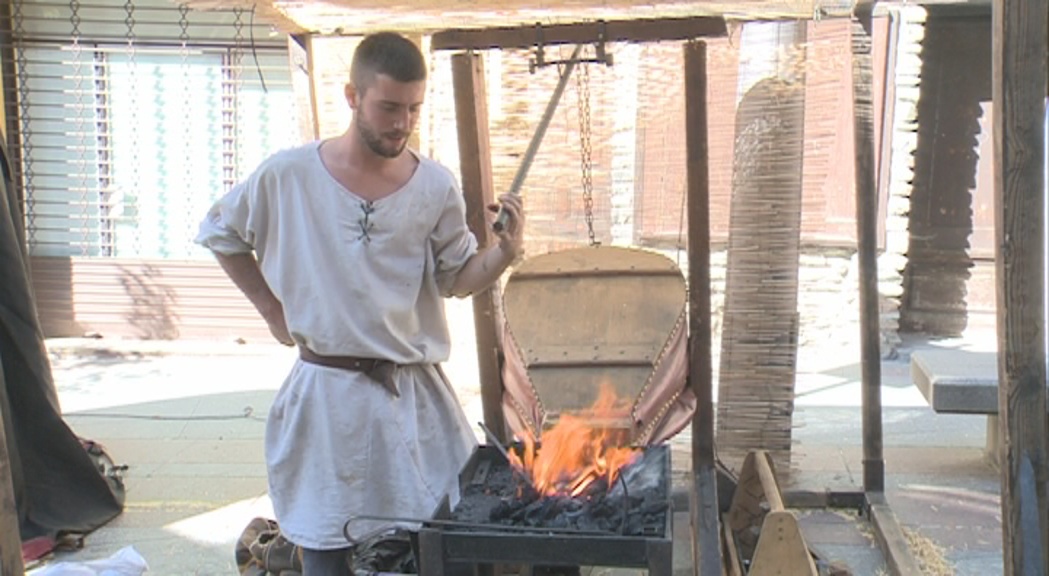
(493, 43, 583, 231)
(343, 514, 615, 543)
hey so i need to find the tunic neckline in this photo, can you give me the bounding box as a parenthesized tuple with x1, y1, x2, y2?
(312, 139, 422, 205)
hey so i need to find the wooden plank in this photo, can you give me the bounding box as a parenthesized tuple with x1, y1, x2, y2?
(866, 493, 922, 576)
(0, 371, 25, 576)
(747, 511, 818, 576)
(432, 16, 728, 51)
(850, 4, 885, 494)
(992, 0, 1049, 573)
(451, 52, 508, 442)
(684, 39, 721, 576)
(288, 34, 319, 143)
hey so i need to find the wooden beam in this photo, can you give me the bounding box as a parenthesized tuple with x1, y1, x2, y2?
(684, 39, 720, 576)
(0, 0, 25, 252)
(432, 16, 727, 51)
(850, 4, 885, 495)
(866, 493, 923, 576)
(450, 52, 508, 442)
(992, 0, 1049, 573)
(288, 34, 320, 143)
(0, 400, 23, 576)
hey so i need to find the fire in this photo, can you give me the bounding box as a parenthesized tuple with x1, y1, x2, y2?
(509, 383, 640, 497)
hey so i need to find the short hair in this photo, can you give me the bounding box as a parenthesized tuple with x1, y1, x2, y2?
(350, 32, 427, 92)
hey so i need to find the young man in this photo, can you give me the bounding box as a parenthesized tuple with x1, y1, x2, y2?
(196, 32, 524, 575)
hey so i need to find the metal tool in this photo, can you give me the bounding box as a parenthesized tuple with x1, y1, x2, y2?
(493, 43, 585, 233)
(477, 421, 538, 491)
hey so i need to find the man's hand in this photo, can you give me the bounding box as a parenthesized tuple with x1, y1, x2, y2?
(213, 252, 295, 347)
(489, 193, 525, 259)
(260, 301, 294, 347)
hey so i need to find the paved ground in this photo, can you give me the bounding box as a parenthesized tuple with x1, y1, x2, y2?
(26, 298, 1005, 575)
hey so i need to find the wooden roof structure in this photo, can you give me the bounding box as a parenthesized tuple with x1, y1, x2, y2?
(182, 0, 859, 35)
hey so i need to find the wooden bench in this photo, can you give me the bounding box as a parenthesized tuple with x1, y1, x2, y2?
(909, 349, 1002, 465)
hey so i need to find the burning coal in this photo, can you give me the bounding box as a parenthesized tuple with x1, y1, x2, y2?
(489, 449, 669, 535)
(464, 383, 670, 535)
(508, 383, 640, 497)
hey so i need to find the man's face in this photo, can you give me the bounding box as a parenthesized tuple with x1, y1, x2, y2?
(347, 73, 425, 159)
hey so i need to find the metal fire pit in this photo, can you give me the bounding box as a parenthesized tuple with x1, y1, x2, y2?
(416, 445, 674, 576)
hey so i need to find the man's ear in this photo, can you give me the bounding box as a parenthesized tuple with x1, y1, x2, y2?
(344, 83, 359, 111)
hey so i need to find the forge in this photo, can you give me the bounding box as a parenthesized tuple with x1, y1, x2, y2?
(416, 444, 674, 575)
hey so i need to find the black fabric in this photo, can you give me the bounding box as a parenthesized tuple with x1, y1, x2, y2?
(0, 137, 125, 540)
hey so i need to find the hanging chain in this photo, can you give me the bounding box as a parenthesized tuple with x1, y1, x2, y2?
(178, 3, 191, 258)
(70, 0, 91, 255)
(13, 0, 36, 252)
(231, 7, 245, 180)
(124, 0, 141, 256)
(575, 52, 597, 247)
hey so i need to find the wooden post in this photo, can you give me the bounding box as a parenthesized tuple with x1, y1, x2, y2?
(451, 52, 508, 442)
(850, 3, 885, 495)
(684, 39, 720, 576)
(0, 373, 24, 576)
(992, 0, 1049, 573)
(288, 34, 320, 143)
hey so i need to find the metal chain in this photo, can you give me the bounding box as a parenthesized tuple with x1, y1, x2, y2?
(124, 0, 141, 255)
(13, 0, 35, 252)
(178, 3, 191, 258)
(231, 7, 245, 180)
(70, 0, 90, 255)
(575, 52, 597, 247)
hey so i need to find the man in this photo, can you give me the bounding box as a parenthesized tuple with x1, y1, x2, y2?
(196, 32, 524, 575)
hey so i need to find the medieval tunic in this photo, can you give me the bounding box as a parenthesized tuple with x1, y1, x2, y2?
(195, 141, 479, 549)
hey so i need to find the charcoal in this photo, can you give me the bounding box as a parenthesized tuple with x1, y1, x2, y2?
(449, 447, 669, 536)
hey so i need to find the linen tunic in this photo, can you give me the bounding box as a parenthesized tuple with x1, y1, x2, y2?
(195, 141, 479, 549)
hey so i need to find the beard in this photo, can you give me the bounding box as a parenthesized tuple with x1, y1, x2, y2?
(356, 114, 408, 159)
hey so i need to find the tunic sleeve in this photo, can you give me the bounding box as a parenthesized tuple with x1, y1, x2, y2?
(430, 182, 478, 297)
(194, 167, 266, 255)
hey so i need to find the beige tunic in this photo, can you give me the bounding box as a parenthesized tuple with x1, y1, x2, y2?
(196, 141, 478, 549)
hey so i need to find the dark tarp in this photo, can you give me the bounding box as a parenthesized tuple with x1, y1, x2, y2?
(0, 137, 125, 541)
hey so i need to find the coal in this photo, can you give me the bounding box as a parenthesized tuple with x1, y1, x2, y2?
(449, 448, 669, 536)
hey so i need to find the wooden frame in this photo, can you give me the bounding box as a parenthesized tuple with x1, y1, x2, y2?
(436, 6, 937, 574)
(992, 0, 1049, 573)
(432, 16, 727, 51)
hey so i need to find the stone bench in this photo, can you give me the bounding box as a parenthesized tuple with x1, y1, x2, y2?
(909, 349, 1002, 464)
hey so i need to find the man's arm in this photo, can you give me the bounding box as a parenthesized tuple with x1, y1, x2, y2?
(449, 243, 517, 297)
(449, 193, 524, 297)
(214, 252, 294, 346)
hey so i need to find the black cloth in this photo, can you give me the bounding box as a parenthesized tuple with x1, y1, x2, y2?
(0, 137, 125, 540)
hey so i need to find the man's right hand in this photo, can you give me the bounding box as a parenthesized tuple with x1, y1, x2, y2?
(213, 252, 295, 347)
(261, 303, 294, 347)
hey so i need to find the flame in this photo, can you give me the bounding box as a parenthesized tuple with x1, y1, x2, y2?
(509, 383, 640, 497)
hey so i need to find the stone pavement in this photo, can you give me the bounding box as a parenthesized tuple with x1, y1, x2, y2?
(27, 298, 1005, 575)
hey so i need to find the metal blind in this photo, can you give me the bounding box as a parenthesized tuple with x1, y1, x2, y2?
(7, 0, 300, 259)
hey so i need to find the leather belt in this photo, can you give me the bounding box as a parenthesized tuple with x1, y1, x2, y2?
(298, 347, 399, 397)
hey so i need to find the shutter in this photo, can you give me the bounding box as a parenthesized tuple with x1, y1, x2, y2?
(7, 0, 303, 339)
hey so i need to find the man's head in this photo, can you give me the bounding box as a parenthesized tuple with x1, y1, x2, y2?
(346, 32, 427, 158)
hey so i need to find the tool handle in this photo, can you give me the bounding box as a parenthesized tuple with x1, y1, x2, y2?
(493, 208, 512, 232)
(492, 44, 584, 233)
